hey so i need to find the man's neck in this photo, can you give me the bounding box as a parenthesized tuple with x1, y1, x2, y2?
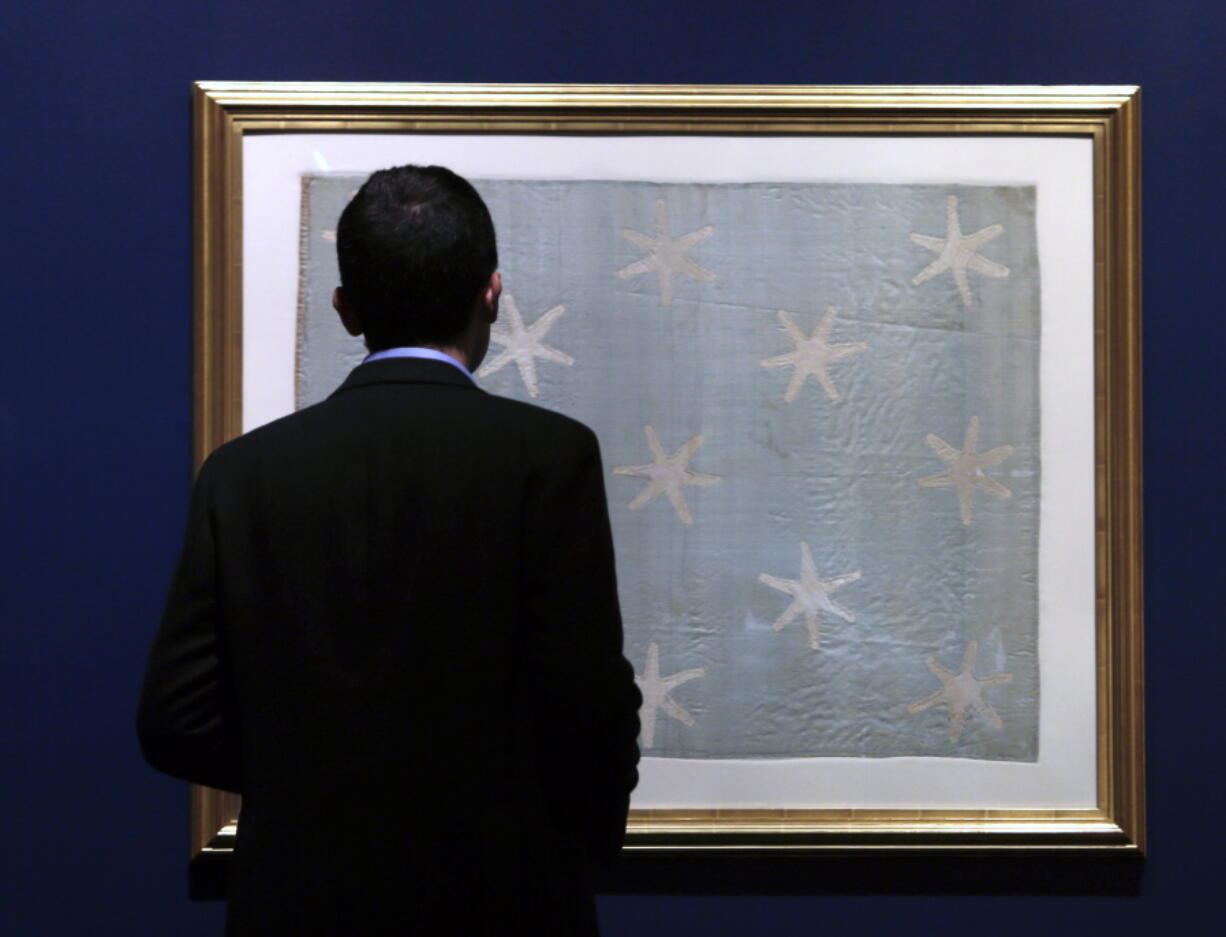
(360, 346, 477, 383)
(423, 343, 471, 371)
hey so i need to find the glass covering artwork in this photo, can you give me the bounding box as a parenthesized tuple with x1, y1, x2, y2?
(298, 175, 1040, 762)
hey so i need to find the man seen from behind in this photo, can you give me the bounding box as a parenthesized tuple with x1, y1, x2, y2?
(137, 164, 643, 936)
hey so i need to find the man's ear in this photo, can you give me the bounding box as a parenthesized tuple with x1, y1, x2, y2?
(481, 272, 502, 323)
(333, 287, 363, 337)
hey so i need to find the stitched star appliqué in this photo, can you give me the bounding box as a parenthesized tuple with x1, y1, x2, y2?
(476, 293, 573, 398)
(909, 195, 1010, 307)
(906, 640, 1013, 743)
(612, 426, 721, 525)
(617, 198, 716, 307)
(760, 306, 869, 402)
(757, 541, 862, 650)
(917, 415, 1014, 526)
(635, 641, 706, 749)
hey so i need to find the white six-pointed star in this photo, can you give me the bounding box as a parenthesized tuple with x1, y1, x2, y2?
(917, 415, 1014, 526)
(635, 641, 706, 749)
(909, 195, 1010, 307)
(757, 541, 862, 650)
(612, 426, 721, 525)
(617, 198, 716, 307)
(760, 306, 869, 402)
(906, 640, 1013, 743)
(475, 293, 574, 398)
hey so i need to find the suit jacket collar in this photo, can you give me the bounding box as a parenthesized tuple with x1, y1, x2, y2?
(330, 357, 483, 397)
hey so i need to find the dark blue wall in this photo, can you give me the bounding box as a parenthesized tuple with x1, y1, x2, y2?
(3, 1, 1222, 934)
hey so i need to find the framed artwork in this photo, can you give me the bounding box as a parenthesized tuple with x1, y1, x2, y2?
(192, 83, 1143, 857)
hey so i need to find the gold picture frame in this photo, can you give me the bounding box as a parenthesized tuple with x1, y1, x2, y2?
(192, 82, 1142, 859)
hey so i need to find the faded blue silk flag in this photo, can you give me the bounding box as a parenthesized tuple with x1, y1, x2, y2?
(298, 175, 1040, 762)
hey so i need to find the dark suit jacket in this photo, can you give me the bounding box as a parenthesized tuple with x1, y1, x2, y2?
(138, 357, 642, 936)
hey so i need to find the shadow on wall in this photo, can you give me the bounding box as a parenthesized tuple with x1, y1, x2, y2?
(190, 852, 1142, 900)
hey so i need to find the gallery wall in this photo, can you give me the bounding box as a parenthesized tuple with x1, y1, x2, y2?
(2, 1, 1222, 934)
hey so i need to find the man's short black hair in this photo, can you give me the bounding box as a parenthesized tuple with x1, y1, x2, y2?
(336, 165, 498, 350)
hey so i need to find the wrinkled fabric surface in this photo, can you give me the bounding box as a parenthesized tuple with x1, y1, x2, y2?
(298, 175, 1039, 762)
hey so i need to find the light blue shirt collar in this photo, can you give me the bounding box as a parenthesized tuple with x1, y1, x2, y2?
(362, 347, 476, 384)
